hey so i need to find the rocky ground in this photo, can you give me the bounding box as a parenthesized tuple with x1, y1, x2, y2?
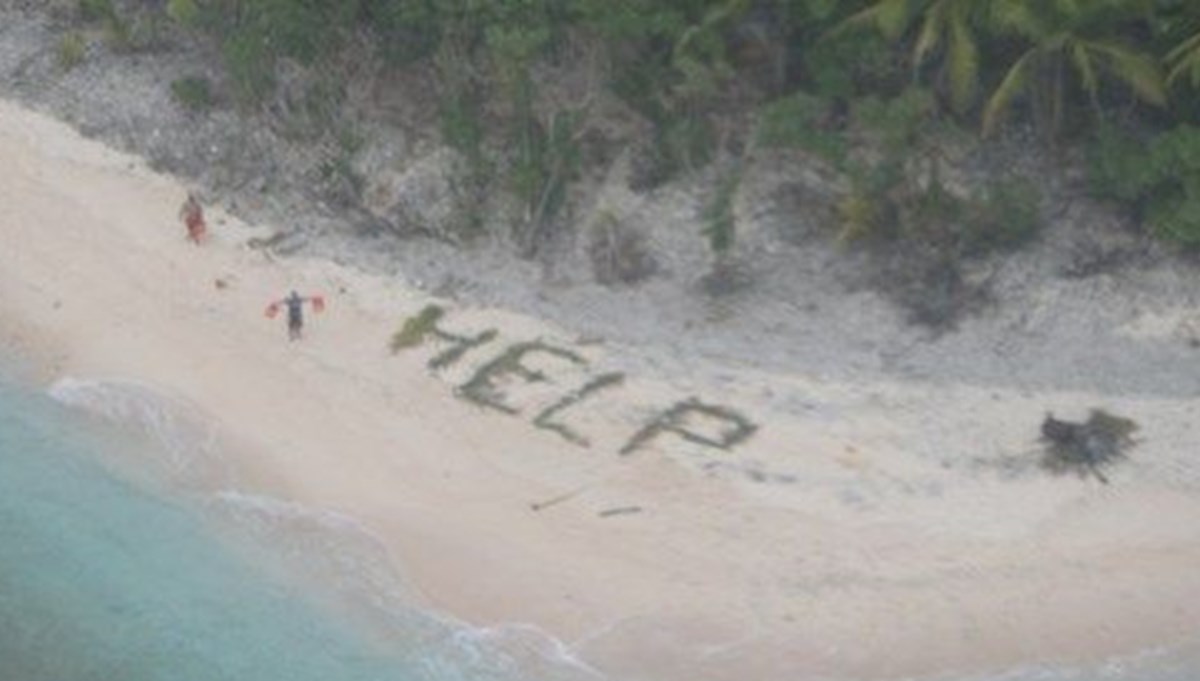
(2, 1, 1199, 405)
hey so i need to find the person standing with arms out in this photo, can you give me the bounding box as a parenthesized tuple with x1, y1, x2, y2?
(266, 291, 325, 341)
(179, 192, 207, 244)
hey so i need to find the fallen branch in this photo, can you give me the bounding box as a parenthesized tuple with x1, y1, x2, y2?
(1040, 409, 1138, 484)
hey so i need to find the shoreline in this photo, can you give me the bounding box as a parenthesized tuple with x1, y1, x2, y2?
(3, 96, 1200, 680)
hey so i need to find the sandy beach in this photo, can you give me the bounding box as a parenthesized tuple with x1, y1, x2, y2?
(3, 96, 1200, 680)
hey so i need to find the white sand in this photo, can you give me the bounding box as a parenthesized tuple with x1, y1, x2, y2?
(2, 97, 1200, 680)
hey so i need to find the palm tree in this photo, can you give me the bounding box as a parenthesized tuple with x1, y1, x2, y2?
(982, 0, 1165, 137)
(832, 0, 992, 113)
(1164, 1, 1200, 88)
(1167, 33, 1200, 86)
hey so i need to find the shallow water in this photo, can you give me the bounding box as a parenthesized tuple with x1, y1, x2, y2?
(0, 373, 596, 681)
(1, 367, 1195, 681)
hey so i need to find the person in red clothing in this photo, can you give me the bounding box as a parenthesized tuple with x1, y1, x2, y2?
(179, 193, 207, 244)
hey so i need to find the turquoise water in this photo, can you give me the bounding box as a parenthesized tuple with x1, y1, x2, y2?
(0, 367, 1195, 681)
(0, 374, 593, 681)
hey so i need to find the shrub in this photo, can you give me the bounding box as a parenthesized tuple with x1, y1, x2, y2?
(702, 171, 740, 257)
(221, 29, 273, 104)
(588, 212, 657, 286)
(836, 189, 887, 243)
(181, 1, 359, 105)
(166, 0, 199, 26)
(435, 29, 485, 168)
(76, 0, 129, 51)
(124, 13, 171, 53)
(439, 92, 484, 161)
(661, 115, 714, 175)
(804, 27, 900, 100)
(852, 87, 937, 154)
(1089, 125, 1200, 246)
(101, 15, 131, 51)
(632, 115, 715, 190)
(77, 0, 114, 22)
(756, 91, 846, 163)
(835, 157, 902, 243)
(57, 32, 86, 70)
(509, 105, 584, 255)
(1090, 125, 1153, 202)
(360, 0, 440, 65)
(171, 76, 214, 111)
(966, 178, 1042, 253)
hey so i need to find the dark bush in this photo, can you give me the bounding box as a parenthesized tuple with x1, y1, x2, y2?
(1090, 125, 1200, 246)
(171, 76, 214, 111)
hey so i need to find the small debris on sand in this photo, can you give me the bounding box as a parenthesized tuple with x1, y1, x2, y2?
(598, 506, 642, 518)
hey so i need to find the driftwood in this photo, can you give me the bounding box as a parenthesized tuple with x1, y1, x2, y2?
(529, 485, 588, 512)
(1040, 410, 1137, 484)
(597, 506, 642, 518)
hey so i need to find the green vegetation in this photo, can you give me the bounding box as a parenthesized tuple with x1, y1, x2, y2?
(389, 304, 500, 371)
(702, 170, 740, 258)
(77, 0, 132, 51)
(620, 398, 757, 455)
(318, 127, 367, 206)
(171, 76, 214, 112)
(390, 305, 446, 353)
(165, 0, 200, 26)
(429, 329, 499, 371)
(511, 106, 585, 256)
(166, 1, 360, 104)
(78, 0, 116, 23)
(981, 1, 1166, 138)
(57, 31, 86, 70)
(756, 92, 846, 162)
(54, 0, 1200, 270)
(458, 341, 587, 414)
(968, 178, 1041, 253)
(533, 372, 625, 446)
(1091, 125, 1200, 245)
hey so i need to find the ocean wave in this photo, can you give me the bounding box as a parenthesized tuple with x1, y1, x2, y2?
(44, 377, 602, 680)
(42, 377, 1197, 681)
(451, 622, 608, 681)
(207, 490, 421, 615)
(46, 376, 234, 489)
(208, 489, 605, 681)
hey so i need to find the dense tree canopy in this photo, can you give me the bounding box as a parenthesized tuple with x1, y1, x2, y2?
(146, 0, 1200, 246)
(160, 0, 1197, 130)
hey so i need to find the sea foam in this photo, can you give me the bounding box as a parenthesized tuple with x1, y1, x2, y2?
(44, 375, 604, 681)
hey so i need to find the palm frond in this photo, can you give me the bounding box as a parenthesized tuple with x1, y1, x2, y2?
(1168, 51, 1200, 87)
(876, 0, 919, 40)
(826, 0, 916, 42)
(947, 13, 979, 111)
(1166, 31, 1200, 64)
(1090, 41, 1166, 106)
(1069, 41, 1100, 109)
(1167, 31, 1200, 87)
(988, 0, 1046, 39)
(1052, 0, 1083, 19)
(983, 49, 1037, 135)
(912, 2, 943, 66)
